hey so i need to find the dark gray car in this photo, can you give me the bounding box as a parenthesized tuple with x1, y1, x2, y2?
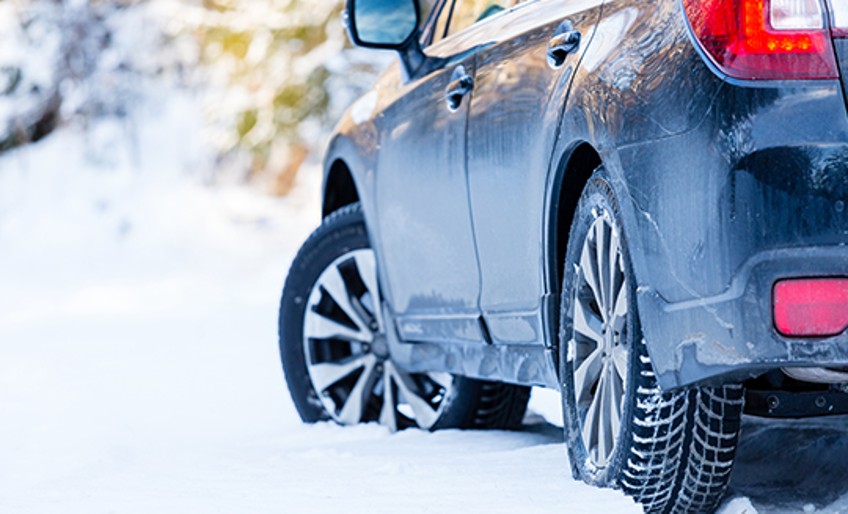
(279, 0, 848, 511)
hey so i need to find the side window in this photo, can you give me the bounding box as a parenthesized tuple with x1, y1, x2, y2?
(431, 0, 456, 44)
(446, 0, 519, 37)
(418, 0, 439, 26)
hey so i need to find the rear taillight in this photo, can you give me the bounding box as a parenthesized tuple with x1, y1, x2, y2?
(683, 0, 839, 80)
(774, 278, 848, 337)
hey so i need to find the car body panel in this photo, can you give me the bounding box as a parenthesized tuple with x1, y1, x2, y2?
(324, 0, 848, 392)
(627, 81, 848, 389)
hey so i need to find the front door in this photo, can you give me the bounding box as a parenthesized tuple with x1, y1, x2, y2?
(374, 39, 481, 345)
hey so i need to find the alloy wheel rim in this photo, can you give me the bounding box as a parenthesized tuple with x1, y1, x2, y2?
(302, 248, 453, 431)
(570, 207, 629, 468)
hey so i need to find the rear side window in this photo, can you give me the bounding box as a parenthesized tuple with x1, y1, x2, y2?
(430, 0, 521, 43)
(431, 0, 456, 44)
(419, 0, 439, 25)
(446, 0, 520, 36)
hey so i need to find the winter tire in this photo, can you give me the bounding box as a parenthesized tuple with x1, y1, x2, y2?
(559, 169, 744, 513)
(279, 203, 530, 431)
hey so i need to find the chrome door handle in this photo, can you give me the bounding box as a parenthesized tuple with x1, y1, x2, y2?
(445, 65, 474, 111)
(547, 21, 581, 68)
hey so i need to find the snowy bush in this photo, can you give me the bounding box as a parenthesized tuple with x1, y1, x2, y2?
(0, 1, 60, 151)
(0, 0, 181, 150)
(173, 0, 390, 194)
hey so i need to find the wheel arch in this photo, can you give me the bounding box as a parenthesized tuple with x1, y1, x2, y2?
(544, 139, 658, 382)
(546, 141, 603, 296)
(323, 158, 360, 218)
(321, 127, 375, 219)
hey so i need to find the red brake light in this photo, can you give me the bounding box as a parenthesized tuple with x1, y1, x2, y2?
(683, 0, 839, 80)
(773, 278, 848, 337)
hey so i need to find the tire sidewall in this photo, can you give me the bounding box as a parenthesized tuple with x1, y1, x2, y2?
(279, 205, 370, 423)
(559, 171, 642, 486)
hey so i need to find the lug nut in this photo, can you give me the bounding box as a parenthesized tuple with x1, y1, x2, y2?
(767, 395, 780, 411)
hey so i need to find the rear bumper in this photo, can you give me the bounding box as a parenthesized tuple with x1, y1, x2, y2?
(612, 78, 848, 390)
(638, 246, 848, 390)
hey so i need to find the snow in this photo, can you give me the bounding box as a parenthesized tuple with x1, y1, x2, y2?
(1, 22, 848, 514)
(3, 106, 846, 514)
(0, 88, 637, 512)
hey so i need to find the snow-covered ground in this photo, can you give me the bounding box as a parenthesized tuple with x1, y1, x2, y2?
(2, 86, 848, 514)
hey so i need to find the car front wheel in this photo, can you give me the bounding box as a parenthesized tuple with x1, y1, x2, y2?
(279, 203, 530, 431)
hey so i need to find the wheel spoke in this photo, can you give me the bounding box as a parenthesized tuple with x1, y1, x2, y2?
(379, 365, 398, 432)
(305, 311, 372, 343)
(394, 368, 439, 429)
(611, 281, 628, 330)
(426, 372, 453, 392)
(318, 265, 370, 334)
(354, 251, 384, 332)
(573, 297, 604, 345)
(574, 346, 603, 404)
(309, 353, 377, 393)
(612, 343, 628, 382)
(337, 354, 379, 424)
(608, 229, 620, 318)
(607, 364, 623, 438)
(581, 402, 597, 458)
(580, 242, 603, 315)
(601, 365, 621, 462)
(596, 371, 610, 464)
(582, 371, 604, 460)
(594, 218, 610, 315)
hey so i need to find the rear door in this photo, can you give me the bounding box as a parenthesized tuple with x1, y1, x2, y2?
(464, 0, 604, 345)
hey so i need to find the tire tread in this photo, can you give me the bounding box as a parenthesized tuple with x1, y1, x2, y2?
(471, 381, 531, 429)
(621, 340, 744, 514)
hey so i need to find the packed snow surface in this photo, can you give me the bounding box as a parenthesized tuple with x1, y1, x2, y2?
(2, 91, 848, 514)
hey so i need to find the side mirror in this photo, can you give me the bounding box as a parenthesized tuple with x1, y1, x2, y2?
(346, 0, 421, 49)
(345, 0, 426, 79)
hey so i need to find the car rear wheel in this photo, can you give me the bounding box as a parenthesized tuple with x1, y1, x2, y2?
(560, 169, 744, 513)
(279, 203, 530, 431)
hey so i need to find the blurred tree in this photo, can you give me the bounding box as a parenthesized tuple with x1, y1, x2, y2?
(0, 0, 389, 195)
(188, 0, 389, 195)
